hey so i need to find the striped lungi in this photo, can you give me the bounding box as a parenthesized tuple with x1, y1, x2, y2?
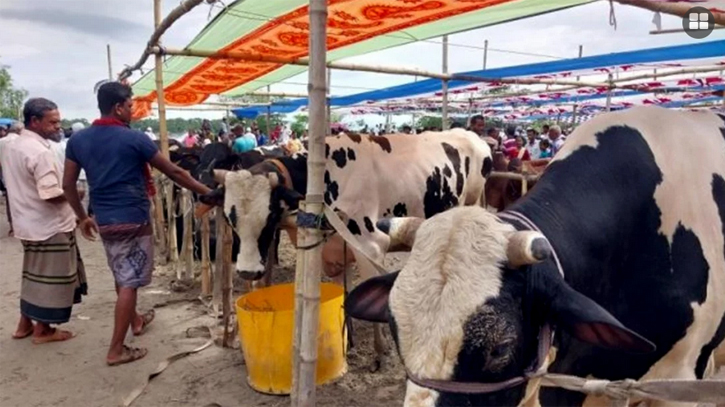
(20, 232, 88, 324)
(99, 223, 154, 288)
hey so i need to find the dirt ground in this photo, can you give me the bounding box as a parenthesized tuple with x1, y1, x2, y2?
(0, 201, 407, 407)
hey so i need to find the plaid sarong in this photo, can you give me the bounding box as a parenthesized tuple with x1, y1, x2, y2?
(99, 223, 154, 288)
(20, 232, 87, 324)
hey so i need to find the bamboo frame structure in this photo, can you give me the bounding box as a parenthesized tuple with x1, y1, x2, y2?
(291, 0, 327, 405)
(213, 208, 225, 316)
(221, 215, 234, 348)
(616, 0, 725, 26)
(152, 176, 168, 264)
(148, 47, 614, 89)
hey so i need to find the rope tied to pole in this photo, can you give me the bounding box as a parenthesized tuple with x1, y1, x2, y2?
(609, 0, 618, 29)
(295, 210, 336, 250)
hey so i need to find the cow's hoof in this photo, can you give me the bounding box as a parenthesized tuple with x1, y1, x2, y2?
(238, 270, 265, 281)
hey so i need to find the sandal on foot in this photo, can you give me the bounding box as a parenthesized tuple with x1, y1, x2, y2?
(133, 309, 155, 336)
(107, 346, 148, 366)
(12, 327, 34, 340)
(32, 329, 74, 344)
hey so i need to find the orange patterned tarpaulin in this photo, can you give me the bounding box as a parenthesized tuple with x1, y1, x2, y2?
(132, 0, 524, 119)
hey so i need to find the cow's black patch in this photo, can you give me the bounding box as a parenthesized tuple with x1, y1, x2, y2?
(228, 205, 238, 228)
(423, 167, 459, 218)
(347, 148, 356, 161)
(506, 126, 709, 406)
(465, 157, 471, 177)
(323, 170, 339, 206)
(369, 135, 392, 153)
(695, 174, 725, 379)
(325, 143, 330, 159)
(393, 203, 408, 217)
(482, 157, 493, 178)
(346, 132, 362, 143)
(331, 148, 347, 168)
(442, 142, 464, 196)
(719, 127, 725, 143)
(442, 165, 452, 178)
(347, 219, 362, 235)
(363, 216, 375, 233)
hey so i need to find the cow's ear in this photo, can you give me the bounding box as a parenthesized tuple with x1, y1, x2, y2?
(547, 284, 655, 353)
(345, 271, 399, 323)
(278, 187, 303, 209)
(199, 187, 225, 207)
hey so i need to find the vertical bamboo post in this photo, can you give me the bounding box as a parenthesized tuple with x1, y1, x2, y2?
(107, 44, 113, 80)
(441, 35, 449, 131)
(176, 189, 193, 282)
(154, 0, 178, 264)
(213, 208, 225, 316)
(291, 202, 307, 407)
(153, 176, 168, 264)
(576, 45, 583, 81)
(201, 213, 211, 296)
(483, 39, 488, 70)
(292, 0, 327, 405)
(327, 68, 332, 136)
(221, 215, 234, 347)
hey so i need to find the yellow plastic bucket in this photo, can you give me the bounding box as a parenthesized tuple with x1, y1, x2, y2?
(236, 282, 348, 395)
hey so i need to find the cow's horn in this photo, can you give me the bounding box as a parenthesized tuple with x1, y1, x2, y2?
(213, 169, 228, 184)
(377, 217, 424, 251)
(507, 231, 551, 267)
(268, 172, 279, 188)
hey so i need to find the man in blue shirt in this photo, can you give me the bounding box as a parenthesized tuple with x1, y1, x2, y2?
(63, 82, 211, 366)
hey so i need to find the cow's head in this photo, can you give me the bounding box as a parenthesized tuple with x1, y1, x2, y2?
(345, 206, 654, 407)
(211, 167, 302, 280)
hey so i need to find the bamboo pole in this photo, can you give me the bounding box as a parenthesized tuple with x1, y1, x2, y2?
(149, 47, 613, 89)
(606, 73, 613, 112)
(292, 0, 327, 404)
(201, 213, 211, 296)
(489, 171, 540, 183)
(291, 202, 307, 407)
(213, 208, 224, 316)
(176, 189, 193, 282)
(153, 0, 178, 264)
(153, 176, 168, 264)
(222, 214, 234, 348)
(613, 65, 725, 84)
(576, 45, 583, 82)
(266, 85, 272, 141)
(441, 35, 449, 131)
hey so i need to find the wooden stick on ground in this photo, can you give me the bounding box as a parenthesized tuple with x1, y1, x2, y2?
(201, 213, 211, 296)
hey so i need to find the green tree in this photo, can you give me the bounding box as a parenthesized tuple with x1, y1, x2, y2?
(415, 116, 442, 130)
(290, 114, 308, 136)
(0, 62, 28, 119)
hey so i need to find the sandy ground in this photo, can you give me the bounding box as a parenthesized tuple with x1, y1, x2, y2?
(0, 201, 407, 407)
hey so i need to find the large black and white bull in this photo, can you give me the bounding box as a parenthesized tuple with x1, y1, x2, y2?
(205, 129, 493, 363)
(346, 106, 725, 407)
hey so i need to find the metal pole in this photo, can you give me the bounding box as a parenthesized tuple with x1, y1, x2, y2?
(107, 44, 113, 80)
(483, 39, 488, 70)
(576, 45, 583, 81)
(441, 35, 449, 130)
(606, 73, 613, 112)
(266, 85, 271, 142)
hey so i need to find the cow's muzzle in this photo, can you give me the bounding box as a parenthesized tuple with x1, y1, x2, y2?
(237, 269, 266, 281)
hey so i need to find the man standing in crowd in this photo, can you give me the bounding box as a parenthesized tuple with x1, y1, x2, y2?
(0, 121, 24, 236)
(63, 82, 211, 366)
(525, 127, 541, 159)
(2, 98, 87, 344)
(548, 124, 566, 156)
(467, 115, 486, 138)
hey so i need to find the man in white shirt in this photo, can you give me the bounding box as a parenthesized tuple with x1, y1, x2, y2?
(145, 127, 158, 141)
(0, 121, 24, 235)
(525, 127, 541, 159)
(548, 125, 566, 156)
(2, 98, 86, 344)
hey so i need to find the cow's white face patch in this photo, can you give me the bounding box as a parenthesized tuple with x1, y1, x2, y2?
(389, 206, 516, 406)
(223, 170, 272, 275)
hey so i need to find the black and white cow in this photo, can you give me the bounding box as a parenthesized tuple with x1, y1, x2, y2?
(346, 106, 725, 407)
(204, 129, 493, 364)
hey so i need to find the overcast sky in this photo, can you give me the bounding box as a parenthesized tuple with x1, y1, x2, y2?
(1, 0, 723, 121)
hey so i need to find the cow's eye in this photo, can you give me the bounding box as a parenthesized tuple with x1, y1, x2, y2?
(490, 341, 512, 360)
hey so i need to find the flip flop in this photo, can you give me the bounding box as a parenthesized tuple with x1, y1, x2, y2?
(133, 309, 155, 336)
(12, 327, 33, 340)
(32, 329, 74, 345)
(107, 346, 148, 367)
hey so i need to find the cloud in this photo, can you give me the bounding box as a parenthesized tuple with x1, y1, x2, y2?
(0, 7, 147, 40)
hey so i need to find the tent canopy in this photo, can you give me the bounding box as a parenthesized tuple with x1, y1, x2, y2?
(130, 0, 594, 118)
